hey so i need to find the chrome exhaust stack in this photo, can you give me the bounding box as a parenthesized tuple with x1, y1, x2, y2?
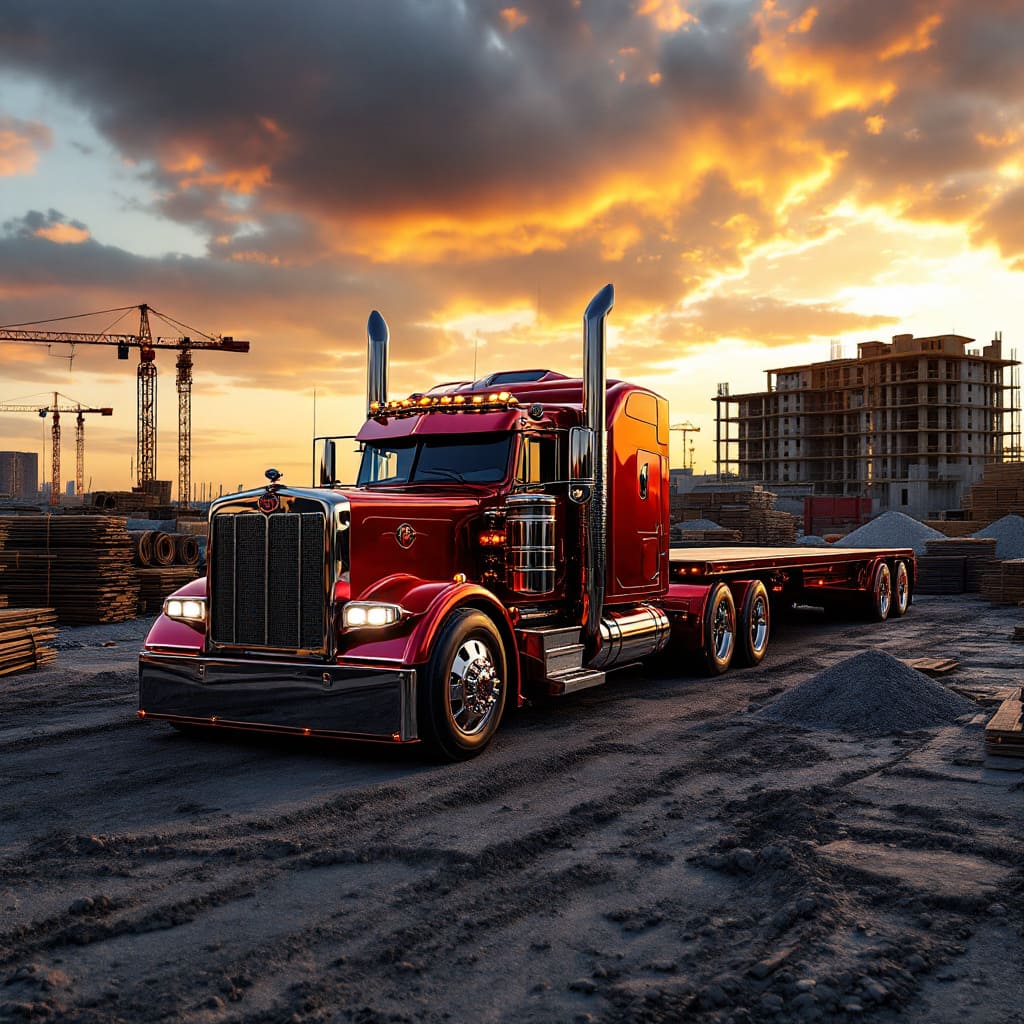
(366, 310, 389, 416)
(580, 283, 614, 654)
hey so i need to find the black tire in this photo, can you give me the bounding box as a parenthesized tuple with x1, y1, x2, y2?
(418, 609, 508, 761)
(867, 561, 892, 621)
(891, 559, 911, 617)
(702, 583, 736, 675)
(736, 581, 771, 666)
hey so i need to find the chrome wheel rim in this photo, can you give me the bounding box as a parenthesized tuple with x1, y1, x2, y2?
(749, 595, 769, 654)
(713, 600, 734, 660)
(896, 564, 909, 611)
(877, 566, 891, 617)
(447, 637, 502, 737)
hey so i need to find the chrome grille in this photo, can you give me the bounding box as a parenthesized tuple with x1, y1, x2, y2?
(210, 511, 326, 650)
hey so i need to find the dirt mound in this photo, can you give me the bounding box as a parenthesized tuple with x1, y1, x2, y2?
(759, 649, 975, 735)
(834, 511, 943, 555)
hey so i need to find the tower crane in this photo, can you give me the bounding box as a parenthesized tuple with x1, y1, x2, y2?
(0, 392, 112, 506)
(0, 304, 249, 508)
(670, 420, 701, 470)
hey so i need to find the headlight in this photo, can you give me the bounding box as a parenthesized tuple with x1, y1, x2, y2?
(342, 602, 405, 630)
(164, 596, 207, 624)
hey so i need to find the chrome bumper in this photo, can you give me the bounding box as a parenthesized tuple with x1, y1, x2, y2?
(139, 652, 417, 742)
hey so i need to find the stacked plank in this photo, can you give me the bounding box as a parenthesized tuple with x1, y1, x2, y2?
(136, 567, 199, 614)
(0, 607, 57, 676)
(916, 537, 999, 594)
(980, 559, 1024, 604)
(962, 462, 1024, 524)
(923, 520, 985, 538)
(672, 488, 796, 545)
(0, 515, 138, 623)
(1009, 624, 1024, 644)
(984, 689, 1023, 759)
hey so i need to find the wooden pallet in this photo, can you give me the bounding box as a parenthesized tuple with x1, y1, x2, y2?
(984, 690, 1024, 758)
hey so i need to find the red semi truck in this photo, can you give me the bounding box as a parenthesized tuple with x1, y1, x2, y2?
(139, 285, 915, 760)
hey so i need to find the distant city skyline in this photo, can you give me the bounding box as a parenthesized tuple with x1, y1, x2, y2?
(1, 0, 1022, 495)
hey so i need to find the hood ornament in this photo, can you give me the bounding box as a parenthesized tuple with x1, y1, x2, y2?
(259, 468, 283, 512)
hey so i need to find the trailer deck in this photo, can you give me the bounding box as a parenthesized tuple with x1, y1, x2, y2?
(669, 545, 915, 578)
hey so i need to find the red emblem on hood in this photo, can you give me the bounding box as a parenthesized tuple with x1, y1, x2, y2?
(396, 523, 416, 549)
(258, 492, 280, 513)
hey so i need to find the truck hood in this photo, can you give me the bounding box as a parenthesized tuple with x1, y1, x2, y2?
(341, 487, 493, 596)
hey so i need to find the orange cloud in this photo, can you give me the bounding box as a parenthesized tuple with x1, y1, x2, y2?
(34, 222, 90, 244)
(878, 12, 943, 60)
(637, 0, 696, 33)
(499, 7, 528, 32)
(0, 117, 52, 176)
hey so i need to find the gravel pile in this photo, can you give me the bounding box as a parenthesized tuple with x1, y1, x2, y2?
(796, 534, 829, 546)
(972, 514, 1024, 559)
(834, 511, 943, 555)
(676, 518, 723, 531)
(758, 649, 975, 735)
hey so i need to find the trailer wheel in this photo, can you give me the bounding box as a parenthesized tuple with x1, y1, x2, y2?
(419, 608, 507, 761)
(702, 583, 736, 675)
(891, 560, 911, 617)
(867, 561, 892, 621)
(736, 581, 771, 666)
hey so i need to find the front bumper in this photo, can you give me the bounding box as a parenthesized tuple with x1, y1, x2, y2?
(138, 652, 418, 742)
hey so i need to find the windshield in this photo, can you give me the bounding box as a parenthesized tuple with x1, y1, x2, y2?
(357, 433, 513, 486)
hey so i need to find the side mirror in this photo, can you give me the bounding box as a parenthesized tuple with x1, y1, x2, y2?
(568, 426, 594, 504)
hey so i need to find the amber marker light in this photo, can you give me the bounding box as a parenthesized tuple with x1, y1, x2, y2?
(453, 572, 467, 583)
(137, 709, 146, 718)
(303, 728, 312, 736)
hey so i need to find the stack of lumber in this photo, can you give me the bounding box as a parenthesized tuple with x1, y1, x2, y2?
(92, 490, 161, 513)
(0, 607, 57, 676)
(980, 559, 1024, 604)
(672, 488, 796, 545)
(136, 567, 199, 614)
(0, 515, 138, 623)
(962, 462, 1024, 524)
(917, 537, 999, 593)
(915, 556, 966, 594)
(984, 688, 1023, 759)
(923, 520, 985, 538)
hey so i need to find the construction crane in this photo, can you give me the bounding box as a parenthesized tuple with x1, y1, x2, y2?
(0, 304, 249, 509)
(0, 392, 112, 507)
(670, 420, 701, 470)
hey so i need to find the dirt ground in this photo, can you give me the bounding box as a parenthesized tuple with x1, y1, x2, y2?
(1, 596, 1022, 1024)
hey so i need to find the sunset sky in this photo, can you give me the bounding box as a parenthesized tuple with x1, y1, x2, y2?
(1, 0, 1023, 497)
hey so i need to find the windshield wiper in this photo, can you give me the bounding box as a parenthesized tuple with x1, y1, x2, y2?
(415, 466, 468, 483)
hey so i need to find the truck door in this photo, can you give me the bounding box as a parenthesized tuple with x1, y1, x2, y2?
(614, 448, 664, 591)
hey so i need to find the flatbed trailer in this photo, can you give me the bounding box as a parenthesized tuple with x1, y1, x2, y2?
(664, 545, 916, 674)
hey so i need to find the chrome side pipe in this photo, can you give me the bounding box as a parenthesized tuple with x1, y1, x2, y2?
(367, 310, 389, 416)
(580, 283, 614, 655)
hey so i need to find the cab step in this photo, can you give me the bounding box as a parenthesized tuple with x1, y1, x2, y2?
(547, 667, 607, 697)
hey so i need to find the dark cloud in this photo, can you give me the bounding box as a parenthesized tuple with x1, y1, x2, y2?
(3, 209, 87, 238)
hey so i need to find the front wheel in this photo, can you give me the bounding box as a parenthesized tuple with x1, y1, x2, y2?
(418, 609, 507, 761)
(702, 583, 736, 675)
(736, 581, 771, 666)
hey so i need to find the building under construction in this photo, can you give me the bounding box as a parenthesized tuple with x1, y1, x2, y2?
(714, 332, 1021, 520)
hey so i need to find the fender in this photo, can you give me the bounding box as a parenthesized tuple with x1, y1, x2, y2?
(143, 576, 207, 652)
(661, 581, 713, 653)
(341, 575, 522, 705)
